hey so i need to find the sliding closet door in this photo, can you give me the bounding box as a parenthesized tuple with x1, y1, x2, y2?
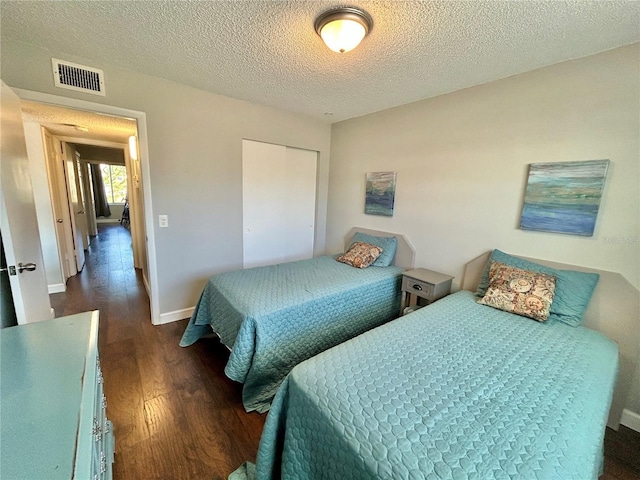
(242, 140, 317, 269)
(282, 147, 317, 262)
(243, 141, 287, 268)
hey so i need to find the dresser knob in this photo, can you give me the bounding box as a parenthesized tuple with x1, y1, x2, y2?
(412, 284, 423, 291)
(93, 417, 103, 442)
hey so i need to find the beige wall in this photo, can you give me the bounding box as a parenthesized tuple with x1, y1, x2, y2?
(627, 364, 640, 425)
(327, 44, 639, 291)
(2, 39, 332, 318)
(327, 44, 640, 419)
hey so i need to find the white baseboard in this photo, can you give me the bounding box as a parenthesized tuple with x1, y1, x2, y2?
(156, 307, 194, 325)
(621, 408, 640, 432)
(48, 283, 66, 294)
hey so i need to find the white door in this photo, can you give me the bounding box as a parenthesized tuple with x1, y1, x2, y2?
(243, 141, 286, 268)
(62, 144, 86, 271)
(42, 131, 75, 279)
(0, 80, 52, 324)
(242, 140, 317, 268)
(283, 147, 317, 262)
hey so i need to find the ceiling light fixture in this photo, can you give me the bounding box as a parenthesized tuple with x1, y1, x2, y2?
(314, 7, 372, 53)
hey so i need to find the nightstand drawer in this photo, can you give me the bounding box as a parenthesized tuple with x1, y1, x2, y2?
(400, 268, 453, 315)
(402, 276, 434, 298)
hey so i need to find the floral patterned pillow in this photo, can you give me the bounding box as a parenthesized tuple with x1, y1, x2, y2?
(337, 242, 383, 269)
(477, 261, 556, 322)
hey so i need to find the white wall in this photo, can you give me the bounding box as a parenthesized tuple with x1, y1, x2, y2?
(22, 121, 66, 293)
(1, 39, 332, 320)
(327, 44, 640, 422)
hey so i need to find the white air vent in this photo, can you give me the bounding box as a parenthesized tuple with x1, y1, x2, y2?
(52, 58, 105, 96)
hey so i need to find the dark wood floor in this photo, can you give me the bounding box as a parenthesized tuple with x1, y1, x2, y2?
(51, 224, 640, 480)
(51, 224, 265, 479)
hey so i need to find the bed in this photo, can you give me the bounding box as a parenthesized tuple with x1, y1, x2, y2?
(235, 251, 637, 479)
(180, 228, 415, 413)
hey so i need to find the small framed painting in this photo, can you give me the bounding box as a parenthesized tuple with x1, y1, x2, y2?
(365, 172, 397, 217)
(520, 159, 610, 236)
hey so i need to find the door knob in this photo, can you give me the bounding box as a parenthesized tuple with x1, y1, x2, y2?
(56, 218, 63, 223)
(18, 262, 37, 273)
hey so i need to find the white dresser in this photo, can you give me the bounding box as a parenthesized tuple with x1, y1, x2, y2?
(0, 311, 114, 479)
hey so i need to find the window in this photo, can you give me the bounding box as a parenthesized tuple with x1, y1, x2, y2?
(100, 164, 127, 204)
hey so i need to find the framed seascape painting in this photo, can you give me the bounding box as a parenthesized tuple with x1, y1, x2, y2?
(365, 172, 397, 217)
(520, 159, 610, 237)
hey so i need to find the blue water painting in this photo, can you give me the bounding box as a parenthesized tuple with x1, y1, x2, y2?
(520, 160, 609, 236)
(365, 172, 396, 217)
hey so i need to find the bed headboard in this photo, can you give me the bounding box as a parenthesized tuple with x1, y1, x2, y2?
(461, 251, 640, 431)
(344, 227, 415, 270)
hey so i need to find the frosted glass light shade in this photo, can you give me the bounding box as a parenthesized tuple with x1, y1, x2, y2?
(314, 8, 372, 54)
(320, 19, 366, 53)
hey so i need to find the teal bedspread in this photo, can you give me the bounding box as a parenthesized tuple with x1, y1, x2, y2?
(251, 291, 618, 479)
(180, 256, 403, 413)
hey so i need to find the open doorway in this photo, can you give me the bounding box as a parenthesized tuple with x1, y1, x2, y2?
(14, 87, 160, 325)
(72, 144, 130, 232)
(20, 100, 150, 317)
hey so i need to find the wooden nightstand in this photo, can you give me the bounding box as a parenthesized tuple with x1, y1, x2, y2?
(401, 268, 453, 315)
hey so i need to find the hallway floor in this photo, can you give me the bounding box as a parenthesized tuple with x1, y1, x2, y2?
(50, 225, 640, 480)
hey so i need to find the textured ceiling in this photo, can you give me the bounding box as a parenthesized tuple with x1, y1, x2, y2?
(21, 101, 137, 144)
(2, 1, 639, 123)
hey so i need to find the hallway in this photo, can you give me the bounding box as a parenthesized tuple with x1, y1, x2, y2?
(50, 224, 265, 479)
(52, 224, 140, 318)
(49, 225, 640, 480)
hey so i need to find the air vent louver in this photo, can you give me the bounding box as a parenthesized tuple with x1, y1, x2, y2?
(52, 58, 105, 96)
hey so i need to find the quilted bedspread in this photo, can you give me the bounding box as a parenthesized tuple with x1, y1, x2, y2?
(251, 291, 618, 479)
(180, 255, 403, 412)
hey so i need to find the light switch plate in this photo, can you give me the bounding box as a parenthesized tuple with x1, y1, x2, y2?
(159, 215, 168, 228)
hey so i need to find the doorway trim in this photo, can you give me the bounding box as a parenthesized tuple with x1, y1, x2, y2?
(14, 88, 160, 325)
